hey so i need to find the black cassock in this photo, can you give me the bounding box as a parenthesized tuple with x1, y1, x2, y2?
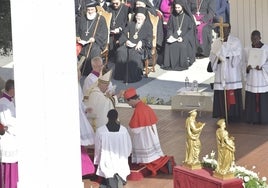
(107, 4, 130, 56)
(163, 12, 196, 71)
(114, 19, 153, 83)
(76, 13, 108, 76)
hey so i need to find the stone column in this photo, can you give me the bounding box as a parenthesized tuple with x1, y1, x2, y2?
(10, 0, 83, 187)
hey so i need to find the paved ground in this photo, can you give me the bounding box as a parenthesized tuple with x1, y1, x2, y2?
(110, 57, 215, 104)
(0, 55, 215, 104)
(0, 55, 13, 91)
(0, 55, 13, 81)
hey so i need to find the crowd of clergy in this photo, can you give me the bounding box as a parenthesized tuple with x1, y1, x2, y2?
(74, 0, 268, 186)
(1, 0, 268, 187)
(75, 0, 230, 82)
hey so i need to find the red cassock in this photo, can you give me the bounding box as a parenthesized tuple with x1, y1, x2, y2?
(129, 101, 158, 128)
(129, 101, 172, 176)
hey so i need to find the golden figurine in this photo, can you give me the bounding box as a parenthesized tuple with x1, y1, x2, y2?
(214, 119, 235, 180)
(183, 109, 205, 169)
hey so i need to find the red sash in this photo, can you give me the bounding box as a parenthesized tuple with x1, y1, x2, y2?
(256, 93, 260, 112)
(226, 90, 236, 110)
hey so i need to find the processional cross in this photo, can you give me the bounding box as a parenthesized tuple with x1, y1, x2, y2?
(213, 16, 230, 125)
(214, 16, 230, 41)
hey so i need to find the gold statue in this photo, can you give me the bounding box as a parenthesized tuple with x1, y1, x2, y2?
(183, 109, 205, 169)
(214, 119, 235, 179)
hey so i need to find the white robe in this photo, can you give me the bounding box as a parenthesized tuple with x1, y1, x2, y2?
(83, 73, 114, 96)
(243, 44, 268, 93)
(0, 96, 18, 163)
(78, 85, 95, 146)
(130, 124, 164, 164)
(83, 73, 98, 95)
(84, 86, 116, 130)
(209, 35, 243, 90)
(94, 125, 132, 181)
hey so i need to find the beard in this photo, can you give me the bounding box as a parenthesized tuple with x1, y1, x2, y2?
(176, 9, 183, 15)
(135, 22, 143, 30)
(87, 12, 97, 20)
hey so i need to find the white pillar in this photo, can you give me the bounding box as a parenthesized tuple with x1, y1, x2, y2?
(10, 0, 83, 187)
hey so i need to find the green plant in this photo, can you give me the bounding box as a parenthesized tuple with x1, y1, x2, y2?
(118, 95, 170, 105)
(233, 165, 267, 188)
(140, 95, 165, 105)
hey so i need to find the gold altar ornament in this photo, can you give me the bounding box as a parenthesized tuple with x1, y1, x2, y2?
(213, 118, 235, 180)
(183, 109, 206, 170)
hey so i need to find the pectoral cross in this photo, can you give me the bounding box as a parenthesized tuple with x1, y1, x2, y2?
(214, 16, 229, 41)
(85, 31, 89, 36)
(177, 29, 181, 36)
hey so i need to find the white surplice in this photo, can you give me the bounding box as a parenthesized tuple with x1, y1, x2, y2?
(0, 96, 17, 163)
(244, 44, 268, 93)
(94, 125, 132, 181)
(209, 35, 243, 90)
(130, 124, 164, 164)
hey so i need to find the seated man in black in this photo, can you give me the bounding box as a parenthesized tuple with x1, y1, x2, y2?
(76, 0, 108, 76)
(107, 0, 131, 60)
(114, 7, 153, 83)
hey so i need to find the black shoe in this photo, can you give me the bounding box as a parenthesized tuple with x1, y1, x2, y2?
(167, 160, 173, 174)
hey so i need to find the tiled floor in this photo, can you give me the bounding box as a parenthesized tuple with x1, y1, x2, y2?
(83, 107, 268, 188)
